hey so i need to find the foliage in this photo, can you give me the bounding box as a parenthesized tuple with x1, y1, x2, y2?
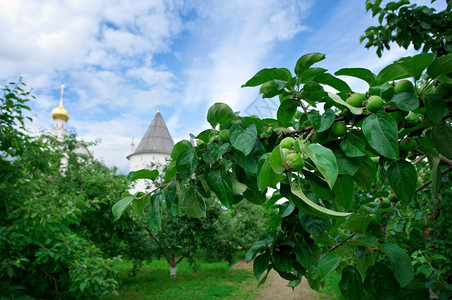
(361, 0, 452, 57)
(0, 80, 141, 299)
(115, 51, 452, 298)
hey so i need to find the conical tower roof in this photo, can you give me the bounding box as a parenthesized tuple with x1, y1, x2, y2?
(131, 110, 174, 156)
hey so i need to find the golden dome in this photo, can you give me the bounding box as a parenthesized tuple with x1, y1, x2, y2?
(51, 84, 70, 121)
(51, 102, 70, 121)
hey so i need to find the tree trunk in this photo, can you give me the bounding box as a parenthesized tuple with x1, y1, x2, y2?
(170, 263, 177, 280)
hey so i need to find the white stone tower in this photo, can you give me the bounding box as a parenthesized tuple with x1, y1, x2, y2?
(51, 84, 70, 140)
(128, 108, 174, 193)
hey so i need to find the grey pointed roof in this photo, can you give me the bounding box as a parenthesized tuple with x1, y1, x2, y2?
(131, 111, 174, 156)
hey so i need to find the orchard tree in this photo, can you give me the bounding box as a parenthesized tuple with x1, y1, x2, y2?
(118, 167, 270, 280)
(114, 52, 452, 298)
(361, 0, 452, 57)
(0, 80, 144, 299)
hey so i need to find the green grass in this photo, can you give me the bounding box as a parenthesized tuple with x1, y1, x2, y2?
(103, 259, 256, 300)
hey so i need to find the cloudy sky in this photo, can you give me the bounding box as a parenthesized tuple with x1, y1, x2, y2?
(0, 0, 444, 173)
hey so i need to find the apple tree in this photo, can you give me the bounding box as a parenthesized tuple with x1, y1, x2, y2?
(114, 52, 452, 298)
(361, 0, 452, 57)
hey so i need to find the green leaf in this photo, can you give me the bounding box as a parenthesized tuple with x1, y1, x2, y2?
(277, 99, 299, 127)
(352, 156, 377, 189)
(300, 67, 327, 83)
(179, 184, 206, 218)
(390, 92, 419, 111)
(364, 262, 400, 299)
(314, 73, 351, 92)
(295, 52, 326, 75)
(131, 195, 151, 217)
(253, 253, 270, 279)
(291, 181, 351, 218)
(149, 191, 162, 229)
(234, 151, 258, 173)
(164, 182, 179, 216)
(246, 239, 268, 262)
(298, 211, 329, 238)
(243, 187, 266, 205)
(334, 150, 363, 176)
(207, 102, 235, 128)
(339, 265, 363, 300)
(176, 147, 197, 180)
(424, 94, 445, 123)
(280, 201, 295, 218)
(258, 155, 285, 190)
(294, 243, 320, 270)
(207, 168, 233, 208)
(308, 109, 335, 132)
(269, 145, 286, 174)
(381, 242, 414, 287)
(229, 123, 257, 156)
(327, 92, 364, 115)
(421, 146, 441, 193)
(396, 53, 435, 81)
(305, 144, 338, 189)
(127, 169, 159, 184)
(376, 63, 410, 85)
(242, 68, 289, 87)
(334, 67, 376, 86)
(260, 80, 286, 98)
(431, 121, 452, 159)
(333, 175, 354, 210)
(340, 132, 366, 157)
(171, 140, 193, 160)
(386, 160, 417, 204)
(318, 253, 342, 280)
(362, 111, 399, 159)
(427, 53, 452, 79)
(112, 196, 134, 221)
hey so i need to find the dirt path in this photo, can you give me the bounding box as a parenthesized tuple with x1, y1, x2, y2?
(232, 260, 320, 300)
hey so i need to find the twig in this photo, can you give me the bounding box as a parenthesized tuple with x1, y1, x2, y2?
(39, 268, 58, 291)
(143, 225, 173, 265)
(413, 155, 426, 165)
(415, 167, 452, 193)
(306, 127, 315, 140)
(326, 232, 357, 254)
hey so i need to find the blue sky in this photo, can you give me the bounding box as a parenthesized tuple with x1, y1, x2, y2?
(0, 0, 444, 173)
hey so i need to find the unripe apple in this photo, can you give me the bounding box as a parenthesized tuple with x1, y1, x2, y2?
(280, 137, 296, 150)
(285, 153, 304, 172)
(331, 121, 347, 137)
(405, 112, 420, 126)
(346, 93, 365, 107)
(394, 80, 414, 94)
(366, 95, 384, 112)
(399, 137, 417, 152)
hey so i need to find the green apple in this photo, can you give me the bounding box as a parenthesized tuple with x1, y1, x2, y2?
(394, 80, 414, 94)
(331, 121, 347, 137)
(405, 112, 420, 126)
(280, 137, 296, 150)
(346, 93, 365, 107)
(399, 137, 417, 151)
(285, 153, 304, 172)
(366, 95, 384, 112)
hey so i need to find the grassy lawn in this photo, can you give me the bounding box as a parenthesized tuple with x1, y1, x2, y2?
(103, 259, 256, 300)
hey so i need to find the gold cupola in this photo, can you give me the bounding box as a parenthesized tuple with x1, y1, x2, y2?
(51, 84, 70, 121)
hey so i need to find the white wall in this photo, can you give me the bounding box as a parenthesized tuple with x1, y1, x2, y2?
(128, 152, 169, 194)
